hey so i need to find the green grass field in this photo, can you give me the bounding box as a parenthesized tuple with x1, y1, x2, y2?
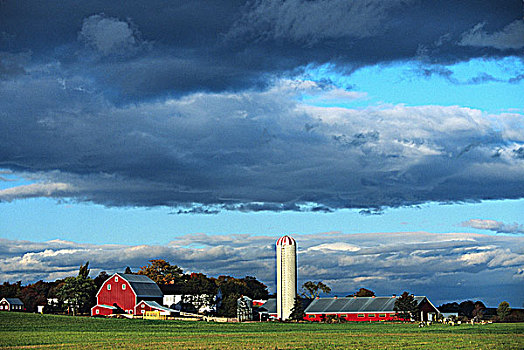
(0, 312, 522, 349)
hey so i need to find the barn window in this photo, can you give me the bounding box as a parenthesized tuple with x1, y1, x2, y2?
(141, 304, 145, 308)
(357, 314, 365, 318)
(379, 314, 386, 317)
(368, 314, 376, 317)
(122, 284, 126, 290)
(115, 276, 119, 282)
(96, 309, 99, 314)
(107, 284, 111, 290)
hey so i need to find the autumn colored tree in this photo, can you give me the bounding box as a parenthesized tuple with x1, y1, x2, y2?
(137, 259, 184, 284)
(300, 281, 331, 299)
(19, 281, 52, 312)
(347, 288, 375, 297)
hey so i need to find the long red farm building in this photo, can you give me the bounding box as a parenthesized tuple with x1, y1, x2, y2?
(260, 296, 439, 322)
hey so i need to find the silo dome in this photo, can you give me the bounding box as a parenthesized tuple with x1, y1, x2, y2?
(276, 235, 296, 246)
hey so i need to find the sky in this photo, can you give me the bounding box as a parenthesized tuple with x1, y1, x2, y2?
(0, 0, 523, 307)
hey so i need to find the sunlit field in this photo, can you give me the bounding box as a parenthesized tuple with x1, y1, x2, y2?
(1, 312, 523, 349)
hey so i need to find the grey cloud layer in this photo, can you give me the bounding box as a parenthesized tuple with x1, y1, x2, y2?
(0, 1, 523, 211)
(0, 77, 523, 209)
(1, 232, 522, 306)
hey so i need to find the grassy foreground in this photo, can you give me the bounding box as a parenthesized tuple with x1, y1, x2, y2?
(1, 312, 523, 349)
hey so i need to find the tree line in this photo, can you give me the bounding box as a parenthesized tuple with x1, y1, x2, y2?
(0, 259, 268, 317)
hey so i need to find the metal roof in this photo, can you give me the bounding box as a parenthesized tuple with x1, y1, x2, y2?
(2, 298, 24, 305)
(97, 304, 118, 310)
(117, 273, 163, 298)
(140, 300, 174, 313)
(259, 299, 277, 314)
(304, 296, 430, 314)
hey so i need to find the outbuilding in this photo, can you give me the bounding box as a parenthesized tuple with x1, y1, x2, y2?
(91, 273, 163, 316)
(134, 300, 176, 316)
(0, 297, 24, 311)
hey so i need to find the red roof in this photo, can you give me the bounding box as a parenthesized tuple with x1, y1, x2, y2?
(276, 235, 296, 246)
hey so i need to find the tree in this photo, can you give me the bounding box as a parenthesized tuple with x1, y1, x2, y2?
(94, 271, 110, 289)
(347, 288, 375, 297)
(289, 298, 305, 321)
(300, 281, 331, 299)
(472, 301, 486, 319)
(497, 301, 511, 321)
(394, 292, 418, 321)
(458, 300, 475, 318)
(124, 266, 133, 274)
(214, 275, 268, 316)
(138, 259, 184, 284)
(0, 281, 22, 298)
(78, 261, 90, 279)
(57, 276, 96, 315)
(19, 281, 52, 312)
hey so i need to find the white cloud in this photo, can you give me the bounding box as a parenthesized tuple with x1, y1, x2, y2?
(0, 182, 74, 202)
(461, 219, 524, 234)
(1, 231, 523, 305)
(79, 14, 145, 56)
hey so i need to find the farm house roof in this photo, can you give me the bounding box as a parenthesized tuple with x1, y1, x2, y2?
(304, 296, 434, 314)
(117, 273, 163, 298)
(2, 298, 24, 305)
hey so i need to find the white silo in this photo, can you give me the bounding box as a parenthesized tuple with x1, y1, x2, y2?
(276, 235, 297, 320)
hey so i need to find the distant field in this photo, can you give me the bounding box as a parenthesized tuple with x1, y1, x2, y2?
(1, 312, 523, 349)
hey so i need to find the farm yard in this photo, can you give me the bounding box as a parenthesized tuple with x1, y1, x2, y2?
(1, 312, 522, 349)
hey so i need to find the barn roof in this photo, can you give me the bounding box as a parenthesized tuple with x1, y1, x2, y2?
(2, 297, 24, 305)
(139, 300, 174, 313)
(96, 304, 118, 310)
(259, 299, 277, 314)
(116, 273, 163, 298)
(304, 296, 433, 314)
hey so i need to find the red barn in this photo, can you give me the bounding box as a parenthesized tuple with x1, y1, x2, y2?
(0, 298, 24, 311)
(259, 296, 439, 322)
(91, 273, 163, 316)
(303, 296, 439, 322)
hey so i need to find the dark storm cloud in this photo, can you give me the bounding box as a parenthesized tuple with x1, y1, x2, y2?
(1, 232, 523, 305)
(0, 76, 523, 210)
(0, 1, 523, 211)
(1, 1, 522, 98)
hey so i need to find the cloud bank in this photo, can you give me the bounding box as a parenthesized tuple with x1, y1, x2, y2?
(1, 232, 522, 306)
(1, 77, 522, 211)
(0, 1, 523, 212)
